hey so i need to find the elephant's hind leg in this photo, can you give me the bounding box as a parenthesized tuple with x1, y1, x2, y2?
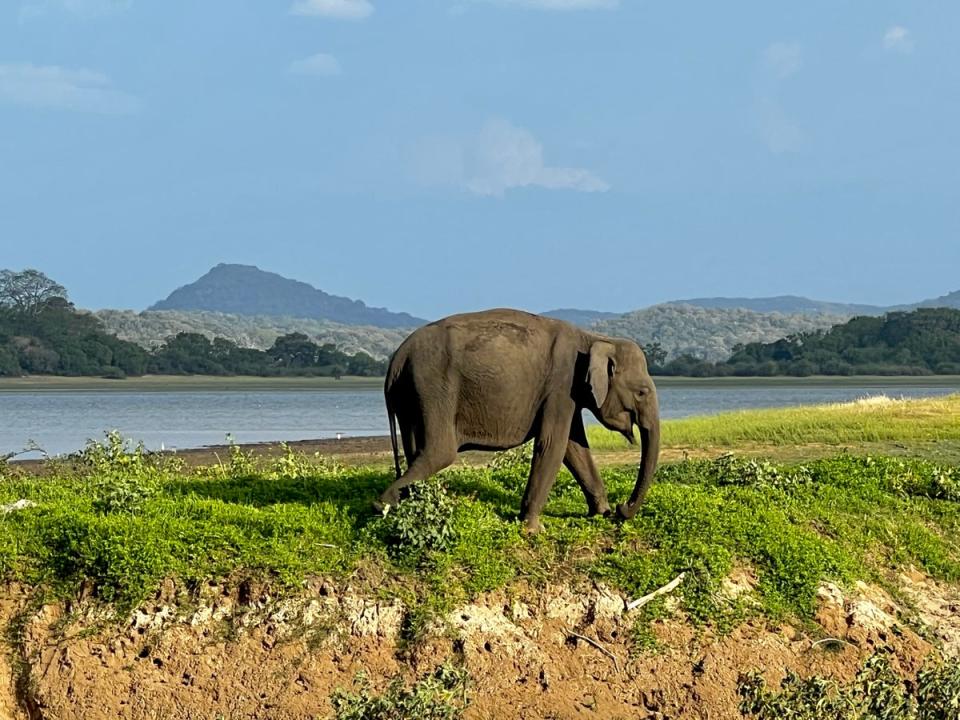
(563, 415, 611, 517)
(376, 421, 457, 511)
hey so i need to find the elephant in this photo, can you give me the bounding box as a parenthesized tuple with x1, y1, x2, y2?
(377, 308, 660, 531)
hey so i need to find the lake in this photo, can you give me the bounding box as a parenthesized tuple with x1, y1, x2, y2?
(1, 377, 959, 457)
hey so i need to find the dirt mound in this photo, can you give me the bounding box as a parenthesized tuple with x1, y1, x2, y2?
(1, 573, 955, 720)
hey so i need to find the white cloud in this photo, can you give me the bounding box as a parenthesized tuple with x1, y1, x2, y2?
(288, 53, 342, 77)
(19, 0, 129, 20)
(416, 118, 609, 196)
(883, 25, 914, 54)
(289, 0, 373, 20)
(0, 63, 139, 114)
(763, 42, 802, 79)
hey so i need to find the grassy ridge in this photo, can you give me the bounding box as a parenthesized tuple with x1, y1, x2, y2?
(1, 429, 959, 639)
(588, 394, 960, 450)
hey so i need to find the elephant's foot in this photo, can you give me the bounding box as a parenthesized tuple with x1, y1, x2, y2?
(587, 502, 612, 518)
(372, 490, 401, 516)
(520, 516, 544, 535)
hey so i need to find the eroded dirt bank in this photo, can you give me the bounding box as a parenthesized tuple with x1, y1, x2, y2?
(2, 572, 959, 720)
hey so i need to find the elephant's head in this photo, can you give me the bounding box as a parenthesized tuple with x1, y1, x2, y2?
(585, 339, 660, 520)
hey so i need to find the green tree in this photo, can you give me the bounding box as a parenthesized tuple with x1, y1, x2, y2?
(0, 269, 67, 315)
(268, 333, 319, 368)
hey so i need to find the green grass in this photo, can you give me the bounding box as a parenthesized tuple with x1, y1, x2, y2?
(2, 432, 959, 643)
(589, 394, 960, 450)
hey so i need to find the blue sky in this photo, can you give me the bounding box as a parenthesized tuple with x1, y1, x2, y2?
(1, 0, 958, 319)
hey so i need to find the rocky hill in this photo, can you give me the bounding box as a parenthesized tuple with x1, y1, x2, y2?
(149, 264, 425, 329)
(592, 304, 848, 361)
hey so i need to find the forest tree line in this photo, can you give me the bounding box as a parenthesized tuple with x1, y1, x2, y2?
(646, 308, 960, 377)
(3, 269, 959, 378)
(0, 270, 386, 378)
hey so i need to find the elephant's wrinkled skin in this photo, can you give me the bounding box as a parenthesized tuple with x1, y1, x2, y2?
(378, 308, 660, 531)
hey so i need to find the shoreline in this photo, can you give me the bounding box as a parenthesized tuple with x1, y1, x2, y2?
(0, 375, 385, 392)
(2, 374, 960, 392)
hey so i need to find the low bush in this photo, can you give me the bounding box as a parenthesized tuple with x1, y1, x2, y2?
(739, 652, 960, 719)
(330, 663, 470, 720)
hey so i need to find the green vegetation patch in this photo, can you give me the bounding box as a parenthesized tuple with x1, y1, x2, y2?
(331, 663, 470, 720)
(739, 652, 960, 719)
(1, 435, 959, 638)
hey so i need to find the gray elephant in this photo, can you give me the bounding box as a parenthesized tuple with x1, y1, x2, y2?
(378, 308, 660, 531)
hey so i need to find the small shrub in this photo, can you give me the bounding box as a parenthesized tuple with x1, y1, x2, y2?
(77, 432, 160, 514)
(221, 433, 258, 478)
(488, 442, 533, 495)
(738, 669, 854, 719)
(380, 477, 457, 559)
(915, 661, 960, 719)
(267, 443, 343, 481)
(738, 652, 960, 720)
(91, 475, 157, 514)
(330, 663, 469, 720)
(709, 453, 811, 489)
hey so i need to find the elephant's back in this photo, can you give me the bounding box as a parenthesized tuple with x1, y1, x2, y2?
(385, 308, 560, 393)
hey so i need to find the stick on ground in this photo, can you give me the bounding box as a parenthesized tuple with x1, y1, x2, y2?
(626, 572, 687, 612)
(567, 629, 621, 674)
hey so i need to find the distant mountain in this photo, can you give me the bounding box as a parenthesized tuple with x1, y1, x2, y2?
(901, 289, 960, 311)
(665, 295, 884, 317)
(541, 308, 622, 326)
(149, 264, 425, 329)
(592, 304, 848, 362)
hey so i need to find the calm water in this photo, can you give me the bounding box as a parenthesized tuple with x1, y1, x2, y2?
(2, 380, 959, 457)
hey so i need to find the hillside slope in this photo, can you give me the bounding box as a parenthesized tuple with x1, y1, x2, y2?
(97, 309, 411, 360)
(593, 304, 848, 361)
(149, 264, 425, 329)
(540, 308, 622, 326)
(666, 295, 882, 316)
(902, 289, 960, 311)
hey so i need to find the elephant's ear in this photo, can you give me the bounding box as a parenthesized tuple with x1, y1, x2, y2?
(587, 342, 616, 408)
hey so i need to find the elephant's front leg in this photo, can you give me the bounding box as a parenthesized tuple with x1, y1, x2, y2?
(519, 399, 576, 533)
(563, 414, 611, 517)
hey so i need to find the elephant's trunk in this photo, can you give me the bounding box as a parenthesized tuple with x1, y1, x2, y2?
(616, 404, 660, 520)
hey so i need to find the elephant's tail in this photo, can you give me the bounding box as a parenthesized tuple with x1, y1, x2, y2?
(384, 350, 404, 480)
(387, 402, 401, 480)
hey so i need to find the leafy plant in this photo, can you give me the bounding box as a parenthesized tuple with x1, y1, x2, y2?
(77, 431, 162, 514)
(330, 663, 469, 720)
(488, 442, 534, 495)
(739, 652, 960, 720)
(708, 453, 811, 489)
(268, 443, 343, 481)
(221, 433, 258, 478)
(380, 477, 457, 560)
